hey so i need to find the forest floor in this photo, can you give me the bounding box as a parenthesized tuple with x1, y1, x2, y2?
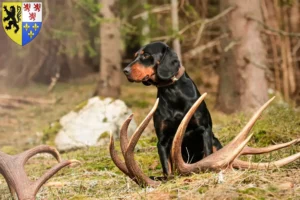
(0, 75, 299, 200)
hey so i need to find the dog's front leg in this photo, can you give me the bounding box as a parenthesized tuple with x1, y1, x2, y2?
(157, 140, 172, 176)
(202, 126, 214, 157)
(212, 134, 223, 151)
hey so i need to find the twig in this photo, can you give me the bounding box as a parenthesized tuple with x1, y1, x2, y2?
(224, 40, 240, 52)
(247, 16, 300, 37)
(150, 35, 170, 41)
(194, 22, 205, 47)
(0, 94, 56, 105)
(193, 6, 236, 46)
(133, 4, 171, 19)
(183, 34, 228, 59)
(244, 57, 270, 72)
(267, 57, 300, 64)
(150, 6, 236, 43)
(72, 0, 102, 21)
(292, 40, 300, 55)
(0, 101, 23, 109)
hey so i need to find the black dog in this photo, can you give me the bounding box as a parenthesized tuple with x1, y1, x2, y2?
(123, 42, 222, 176)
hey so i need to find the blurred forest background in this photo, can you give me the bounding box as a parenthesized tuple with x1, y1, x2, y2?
(0, 0, 299, 112)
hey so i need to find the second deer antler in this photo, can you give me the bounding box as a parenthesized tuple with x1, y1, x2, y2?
(110, 94, 300, 187)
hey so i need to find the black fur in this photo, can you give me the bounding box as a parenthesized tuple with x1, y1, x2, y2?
(124, 42, 223, 176)
(156, 47, 180, 80)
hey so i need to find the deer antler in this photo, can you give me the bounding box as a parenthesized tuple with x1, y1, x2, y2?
(110, 94, 300, 187)
(172, 94, 300, 175)
(109, 99, 161, 187)
(0, 145, 80, 200)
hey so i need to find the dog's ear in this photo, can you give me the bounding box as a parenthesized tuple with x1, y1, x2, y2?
(157, 47, 180, 80)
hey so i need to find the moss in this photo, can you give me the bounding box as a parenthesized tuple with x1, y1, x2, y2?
(69, 195, 96, 200)
(98, 131, 110, 140)
(198, 186, 209, 194)
(238, 187, 267, 199)
(42, 121, 62, 145)
(98, 96, 115, 102)
(124, 99, 150, 108)
(138, 136, 157, 148)
(102, 117, 108, 123)
(0, 145, 19, 155)
(267, 185, 278, 193)
(74, 100, 88, 112)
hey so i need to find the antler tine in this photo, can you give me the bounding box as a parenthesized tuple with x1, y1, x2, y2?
(109, 114, 135, 177)
(124, 98, 161, 187)
(109, 125, 135, 179)
(233, 152, 300, 169)
(171, 93, 208, 174)
(241, 139, 300, 155)
(208, 97, 276, 167)
(225, 97, 276, 149)
(18, 145, 61, 165)
(120, 114, 133, 156)
(33, 159, 81, 196)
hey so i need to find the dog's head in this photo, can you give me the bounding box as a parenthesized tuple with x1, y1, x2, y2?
(123, 42, 181, 86)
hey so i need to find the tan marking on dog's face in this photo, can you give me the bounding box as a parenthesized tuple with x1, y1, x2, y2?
(130, 63, 155, 81)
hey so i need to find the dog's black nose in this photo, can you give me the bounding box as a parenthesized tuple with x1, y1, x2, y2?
(123, 67, 131, 75)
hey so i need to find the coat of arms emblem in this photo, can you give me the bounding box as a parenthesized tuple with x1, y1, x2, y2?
(2, 2, 42, 46)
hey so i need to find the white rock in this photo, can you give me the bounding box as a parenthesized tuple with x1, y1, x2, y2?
(54, 97, 137, 152)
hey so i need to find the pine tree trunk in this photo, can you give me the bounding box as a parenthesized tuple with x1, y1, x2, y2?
(96, 0, 121, 98)
(216, 0, 268, 113)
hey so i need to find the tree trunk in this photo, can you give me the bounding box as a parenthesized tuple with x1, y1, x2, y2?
(95, 0, 121, 98)
(171, 0, 182, 62)
(290, 1, 300, 106)
(141, 0, 150, 45)
(216, 0, 268, 113)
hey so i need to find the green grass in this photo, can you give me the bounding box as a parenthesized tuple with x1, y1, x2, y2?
(0, 76, 299, 199)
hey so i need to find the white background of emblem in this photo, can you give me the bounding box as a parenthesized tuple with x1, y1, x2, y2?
(22, 2, 42, 22)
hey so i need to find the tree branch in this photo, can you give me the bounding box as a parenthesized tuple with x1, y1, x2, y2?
(150, 6, 236, 44)
(247, 16, 300, 37)
(133, 4, 171, 19)
(183, 34, 228, 59)
(193, 6, 236, 46)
